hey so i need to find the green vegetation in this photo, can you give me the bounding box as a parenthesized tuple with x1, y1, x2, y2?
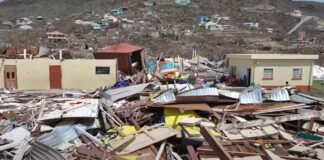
(312, 80, 324, 97)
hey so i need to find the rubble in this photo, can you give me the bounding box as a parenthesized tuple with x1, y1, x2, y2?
(0, 63, 321, 160)
(1, 0, 324, 158)
(0, 49, 320, 160)
(314, 65, 324, 80)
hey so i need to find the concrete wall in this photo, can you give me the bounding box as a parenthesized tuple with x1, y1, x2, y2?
(228, 58, 254, 80)
(254, 59, 313, 87)
(0, 59, 117, 90)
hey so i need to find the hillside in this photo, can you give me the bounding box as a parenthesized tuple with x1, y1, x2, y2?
(0, 0, 324, 63)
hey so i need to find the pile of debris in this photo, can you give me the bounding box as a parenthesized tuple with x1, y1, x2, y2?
(145, 54, 227, 85)
(0, 78, 323, 160)
(314, 65, 324, 80)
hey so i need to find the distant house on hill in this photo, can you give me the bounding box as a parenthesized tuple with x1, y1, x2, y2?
(291, 10, 302, 17)
(46, 31, 67, 42)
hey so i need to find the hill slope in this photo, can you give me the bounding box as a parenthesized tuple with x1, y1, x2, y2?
(0, 0, 324, 63)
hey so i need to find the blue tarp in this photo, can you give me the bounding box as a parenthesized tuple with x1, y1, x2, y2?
(197, 16, 211, 24)
(112, 80, 130, 89)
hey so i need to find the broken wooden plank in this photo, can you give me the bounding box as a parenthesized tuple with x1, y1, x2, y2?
(220, 110, 324, 130)
(230, 140, 291, 145)
(264, 149, 285, 160)
(155, 141, 166, 160)
(198, 148, 310, 160)
(213, 103, 309, 115)
(113, 123, 177, 155)
(187, 145, 199, 160)
(200, 126, 233, 160)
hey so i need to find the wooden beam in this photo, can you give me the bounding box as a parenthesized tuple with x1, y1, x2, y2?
(221, 110, 324, 130)
(187, 146, 199, 160)
(155, 142, 166, 160)
(197, 149, 265, 158)
(200, 126, 233, 160)
(230, 140, 291, 145)
(198, 149, 310, 160)
(130, 117, 165, 160)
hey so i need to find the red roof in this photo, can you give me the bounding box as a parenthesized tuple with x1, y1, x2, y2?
(97, 43, 143, 54)
(46, 31, 66, 35)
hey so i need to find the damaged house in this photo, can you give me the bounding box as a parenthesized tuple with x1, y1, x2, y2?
(93, 43, 144, 75)
(46, 31, 67, 42)
(5, 47, 38, 58)
(0, 59, 117, 90)
(227, 54, 319, 91)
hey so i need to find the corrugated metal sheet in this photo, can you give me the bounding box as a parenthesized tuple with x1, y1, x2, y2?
(239, 87, 263, 104)
(155, 89, 176, 104)
(297, 93, 324, 103)
(290, 94, 317, 104)
(160, 84, 191, 92)
(30, 141, 65, 160)
(38, 99, 99, 121)
(219, 90, 240, 99)
(103, 83, 149, 102)
(0, 127, 30, 151)
(37, 125, 82, 149)
(178, 87, 218, 96)
(269, 88, 290, 101)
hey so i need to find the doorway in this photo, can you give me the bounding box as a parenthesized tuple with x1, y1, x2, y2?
(4, 65, 17, 89)
(247, 68, 251, 86)
(49, 65, 62, 89)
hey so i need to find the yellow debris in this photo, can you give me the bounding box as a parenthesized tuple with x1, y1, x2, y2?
(121, 126, 137, 135)
(183, 126, 221, 136)
(164, 108, 200, 130)
(180, 73, 190, 79)
(119, 154, 138, 160)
